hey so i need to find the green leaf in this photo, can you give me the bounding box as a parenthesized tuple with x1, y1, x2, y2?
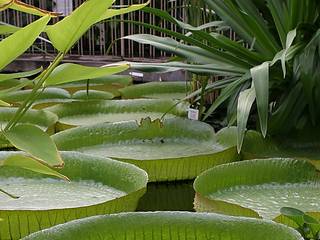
(1, 154, 68, 180)
(46, 0, 114, 52)
(3, 124, 63, 167)
(304, 214, 320, 236)
(0, 99, 10, 106)
(237, 87, 256, 152)
(0, 24, 20, 34)
(97, 1, 149, 22)
(0, 15, 50, 71)
(22, 212, 303, 240)
(251, 62, 269, 137)
(9, 0, 60, 17)
(0, 67, 42, 82)
(281, 29, 297, 78)
(45, 63, 129, 86)
(280, 207, 305, 227)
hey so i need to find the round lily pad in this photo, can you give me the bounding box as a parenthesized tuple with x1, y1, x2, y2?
(23, 212, 303, 240)
(56, 75, 132, 95)
(72, 90, 115, 101)
(1, 88, 72, 109)
(47, 99, 188, 131)
(119, 81, 191, 100)
(194, 158, 320, 222)
(0, 151, 147, 239)
(53, 118, 238, 182)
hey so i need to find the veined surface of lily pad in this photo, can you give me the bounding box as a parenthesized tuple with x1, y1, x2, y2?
(119, 81, 191, 100)
(72, 90, 115, 100)
(55, 75, 132, 95)
(47, 99, 188, 131)
(53, 118, 238, 182)
(0, 151, 147, 240)
(1, 88, 72, 109)
(23, 212, 303, 240)
(0, 107, 58, 139)
(194, 158, 320, 222)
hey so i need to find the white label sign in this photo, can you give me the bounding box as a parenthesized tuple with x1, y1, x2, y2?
(187, 108, 199, 120)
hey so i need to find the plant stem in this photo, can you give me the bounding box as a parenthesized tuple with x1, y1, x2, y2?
(0, 188, 19, 199)
(4, 52, 64, 131)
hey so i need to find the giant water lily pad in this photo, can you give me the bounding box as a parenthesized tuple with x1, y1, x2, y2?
(72, 90, 115, 100)
(194, 158, 320, 222)
(53, 118, 238, 182)
(55, 75, 132, 95)
(119, 81, 191, 100)
(0, 107, 58, 141)
(1, 88, 72, 109)
(47, 99, 188, 131)
(23, 212, 303, 240)
(225, 127, 320, 169)
(0, 151, 147, 239)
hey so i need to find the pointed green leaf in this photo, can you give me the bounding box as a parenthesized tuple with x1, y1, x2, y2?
(97, 1, 149, 22)
(1, 154, 68, 180)
(251, 62, 269, 137)
(0, 99, 10, 106)
(281, 29, 297, 77)
(3, 124, 63, 167)
(0, 67, 42, 82)
(237, 87, 256, 152)
(45, 63, 129, 86)
(280, 207, 305, 227)
(0, 15, 50, 71)
(46, 0, 114, 52)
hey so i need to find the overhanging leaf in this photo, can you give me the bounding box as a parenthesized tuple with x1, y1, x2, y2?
(1, 154, 68, 180)
(0, 99, 10, 106)
(0, 15, 50, 71)
(45, 63, 129, 86)
(3, 124, 63, 167)
(46, 0, 114, 52)
(251, 62, 269, 137)
(97, 1, 149, 22)
(0, 24, 19, 34)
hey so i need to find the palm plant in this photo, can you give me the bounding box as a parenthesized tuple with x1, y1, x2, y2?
(124, 0, 320, 152)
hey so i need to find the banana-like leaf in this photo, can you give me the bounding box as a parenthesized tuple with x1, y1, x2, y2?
(0, 151, 147, 240)
(97, 1, 149, 22)
(46, 0, 114, 52)
(237, 87, 256, 152)
(22, 212, 303, 240)
(0, 0, 60, 16)
(0, 15, 50, 71)
(1, 88, 72, 109)
(46, 99, 188, 131)
(53, 118, 238, 182)
(119, 81, 191, 100)
(194, 158, 320, 223)
(0, 67, 42, 82)
(3, 124, 63, 167)
(251, 62, 269, 137)
(45, 63, 129, 86)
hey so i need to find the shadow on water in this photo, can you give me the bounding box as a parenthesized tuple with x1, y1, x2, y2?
(137, 180, 195, 212)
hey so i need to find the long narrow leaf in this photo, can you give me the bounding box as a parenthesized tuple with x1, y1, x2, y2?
(237, 87, 256, 152)
(0, 67, 42, 82)
(251, 62, 269, 137)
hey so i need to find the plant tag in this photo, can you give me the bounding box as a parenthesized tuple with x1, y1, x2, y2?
(129, 72, 144, 78)
(187, 108, 199, 120)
